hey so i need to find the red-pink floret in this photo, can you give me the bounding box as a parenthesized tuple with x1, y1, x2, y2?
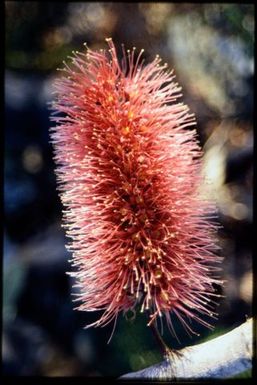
(50, 38, 222, 338)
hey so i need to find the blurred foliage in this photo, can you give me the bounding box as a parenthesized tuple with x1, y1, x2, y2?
(4, 1, 253, 378)
(231, 368, 252, 379)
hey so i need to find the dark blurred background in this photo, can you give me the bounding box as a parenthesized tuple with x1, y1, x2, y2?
(4, 2, 253, 378)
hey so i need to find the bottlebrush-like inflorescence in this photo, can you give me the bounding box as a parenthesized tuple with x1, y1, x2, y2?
(50, 38, 222, 340)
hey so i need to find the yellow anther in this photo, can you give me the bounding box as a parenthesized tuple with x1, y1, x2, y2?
(128, 110, 134, 119)
(155, 269, 162, 279)
(138, 155, 145, 163)
(124, 257, 129, 265)
(122, 182, 130, 191)
(122, 126, 130, 135)
(132, 233, 139, 241)
(120, 208, 127, 216)
(136, 196, 143, 204)
(161, 291, 169, 301)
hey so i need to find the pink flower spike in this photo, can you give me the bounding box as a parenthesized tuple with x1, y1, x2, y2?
(50, 38, 222, 340)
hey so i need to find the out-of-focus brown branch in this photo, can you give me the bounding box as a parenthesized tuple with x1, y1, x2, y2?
(120, 318, 253, 379)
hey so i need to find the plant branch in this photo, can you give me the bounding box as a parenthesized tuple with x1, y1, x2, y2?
(120, 318, 253, 379)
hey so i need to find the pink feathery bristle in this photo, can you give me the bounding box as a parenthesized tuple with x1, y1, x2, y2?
(50, 38, 223, 341)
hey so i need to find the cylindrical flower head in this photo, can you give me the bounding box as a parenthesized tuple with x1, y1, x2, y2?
(50, 38, 222, 339)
